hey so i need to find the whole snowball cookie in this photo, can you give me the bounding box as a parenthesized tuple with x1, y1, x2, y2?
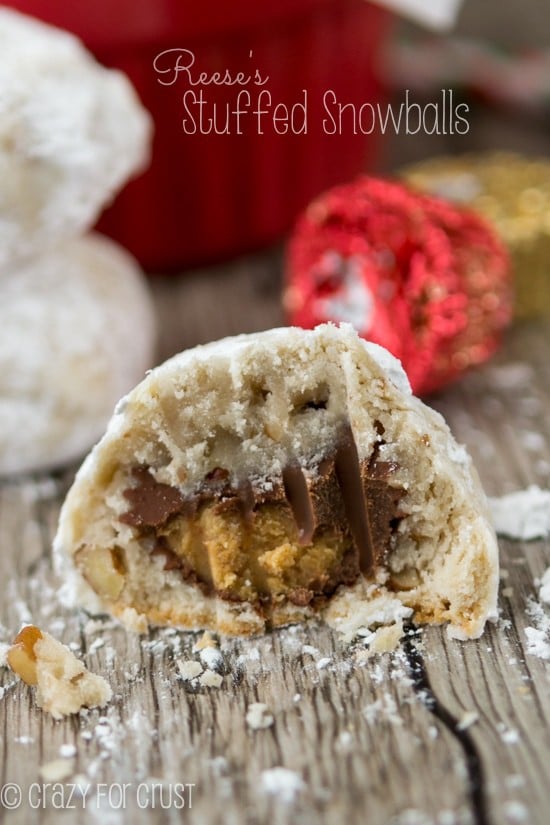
(0, 9, 152, 269)
(0, 234, 156, 476)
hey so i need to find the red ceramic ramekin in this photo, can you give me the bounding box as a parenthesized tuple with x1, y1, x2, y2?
(6, 1, 391, 271)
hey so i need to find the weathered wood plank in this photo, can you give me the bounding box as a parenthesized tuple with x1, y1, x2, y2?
(426, 323, 550, 825)
(0, 482, 473, 825)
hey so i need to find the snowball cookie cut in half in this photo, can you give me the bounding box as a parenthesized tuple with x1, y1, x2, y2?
(0, 234, 156, 476)
(0, 8, 151, 269)
(55, 325, 498, 639)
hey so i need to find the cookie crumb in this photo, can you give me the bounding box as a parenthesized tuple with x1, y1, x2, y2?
(498, 725, 520, 745)
(368, 622, 404, 654)
(261, 767, 305, 803)
(194, 631, 218, 651)
(199, 669, 223, 688)
(7, 625, 111, 719)
(456, 711, 479, 731)
(177, 660, 203, 681)
(246, 703, 274, 730)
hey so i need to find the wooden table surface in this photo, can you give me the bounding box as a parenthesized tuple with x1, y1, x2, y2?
(0, 253, 549, 825)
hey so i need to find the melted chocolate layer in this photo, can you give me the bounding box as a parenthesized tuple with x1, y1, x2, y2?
(334, 423, 375, 574)
(282, 464, 316, 546)
(120, 468, 186, 528)
(119, 422, 405, 604)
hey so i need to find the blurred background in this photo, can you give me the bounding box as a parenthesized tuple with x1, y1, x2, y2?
(382, 0, 550, 168)
(5, 0, 550, 361)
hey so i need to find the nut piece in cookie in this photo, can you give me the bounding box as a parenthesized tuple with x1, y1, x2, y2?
(7, 625, 43, 686)
(54, 324, 499, 640)
(8, 625, 112, 719)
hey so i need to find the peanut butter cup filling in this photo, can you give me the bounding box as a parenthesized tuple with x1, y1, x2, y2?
(80, 424, 405, 612)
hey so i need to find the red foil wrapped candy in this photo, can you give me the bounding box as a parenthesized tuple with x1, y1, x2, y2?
(285, 177, 513, 395)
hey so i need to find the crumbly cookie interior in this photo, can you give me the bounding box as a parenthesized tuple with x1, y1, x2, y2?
(57, 325, 498, 638)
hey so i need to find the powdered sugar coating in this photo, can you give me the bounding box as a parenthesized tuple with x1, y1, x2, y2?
(0, 8, 151, 268)
(0, 233, 156, 476)
(55, 324, 498, 639)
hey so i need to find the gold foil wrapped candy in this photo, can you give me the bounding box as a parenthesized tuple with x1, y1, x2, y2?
(401, 153, 550, 318)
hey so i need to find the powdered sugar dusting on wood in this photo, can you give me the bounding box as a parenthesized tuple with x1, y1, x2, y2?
(489, 486, 550, 540)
